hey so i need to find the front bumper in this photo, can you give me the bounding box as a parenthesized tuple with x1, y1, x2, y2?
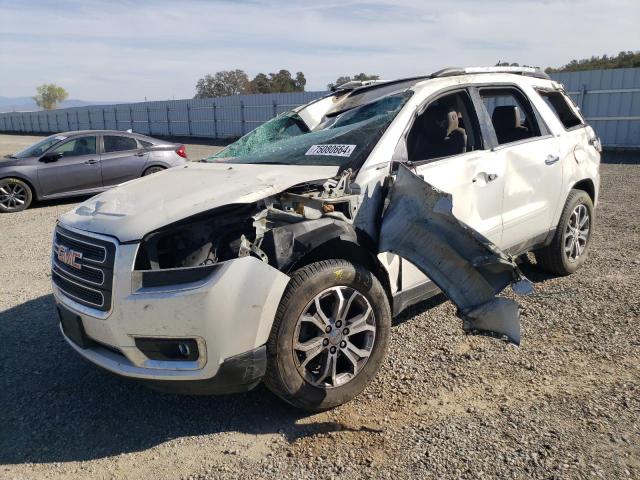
(53, 226, 289, 390)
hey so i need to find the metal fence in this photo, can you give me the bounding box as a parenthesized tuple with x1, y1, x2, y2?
(0, 91, 326, 139)
(1, 68, 639, 148)
(551, 68, 640, 149)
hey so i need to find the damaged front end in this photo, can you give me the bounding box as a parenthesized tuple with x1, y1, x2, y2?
(132, 169, 364, 284)
(134, 163, 531, 345)
(379, 164, 532, 345)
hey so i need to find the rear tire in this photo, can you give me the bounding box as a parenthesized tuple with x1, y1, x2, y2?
(143, 166, 165, 176)
(535, 189, 594, 275)
(264, 259, 391, 412)
(0, 178, 33, 213)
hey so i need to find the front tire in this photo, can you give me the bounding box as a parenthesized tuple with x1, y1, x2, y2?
(535, 189, 594, 275)
(0, 178, 33, 213)
(264, 259, 391, 412)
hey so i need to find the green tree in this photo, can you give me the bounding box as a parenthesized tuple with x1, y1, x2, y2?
(194, 69, 250, 98)
(33, 84, 68, 110)
(327, 73, 379, 90)
(246, 70, 306, 93)
(545, 51, 640, 73)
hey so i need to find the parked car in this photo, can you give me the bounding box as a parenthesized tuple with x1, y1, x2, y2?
(0, 130, 188, 212)
(51, 67, 600, 411)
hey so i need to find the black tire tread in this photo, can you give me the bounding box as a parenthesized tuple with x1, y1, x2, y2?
(535, 189, 593, 275)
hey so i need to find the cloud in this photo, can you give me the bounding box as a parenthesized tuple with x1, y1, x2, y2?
(0, 0, 637, 101)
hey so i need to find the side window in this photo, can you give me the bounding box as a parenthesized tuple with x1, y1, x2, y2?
(138, 139, 153, 148)
(406, 90, 483, 162)
(480, 88, 542, 145)
(104, 136, 138, 153)
(52, 136, 97, 157)
(536, 90, 583, 129)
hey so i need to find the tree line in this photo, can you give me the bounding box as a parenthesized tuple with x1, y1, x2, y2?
(545, 51, 640, 73)
(193, 70, 381, 98)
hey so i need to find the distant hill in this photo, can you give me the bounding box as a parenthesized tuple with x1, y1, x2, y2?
(0, 96, 115, 113)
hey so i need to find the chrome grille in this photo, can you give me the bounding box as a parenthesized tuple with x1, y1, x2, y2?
(52, 226, 116, 311)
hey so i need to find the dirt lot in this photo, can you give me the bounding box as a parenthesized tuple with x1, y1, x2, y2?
(0, 133, 638, 480)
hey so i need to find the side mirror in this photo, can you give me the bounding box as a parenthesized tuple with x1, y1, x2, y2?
(39, 151, 63, 163)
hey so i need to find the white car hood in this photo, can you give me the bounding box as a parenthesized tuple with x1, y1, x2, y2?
(59, 162, 339, 242)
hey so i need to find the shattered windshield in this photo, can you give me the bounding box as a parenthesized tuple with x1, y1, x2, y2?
(210, 112, 310, 159)
(206, 91, 412, 168)
(12, 135, 67, 159)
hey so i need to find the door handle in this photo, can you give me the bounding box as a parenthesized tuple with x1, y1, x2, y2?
(84, 159, 99, 165)
(545, 154, 560, 165)
(134, 152, 146, 157)
(473, 172, 499, 184)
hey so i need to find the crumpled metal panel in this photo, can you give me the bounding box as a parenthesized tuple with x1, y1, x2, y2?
(379, 164, 532, 344)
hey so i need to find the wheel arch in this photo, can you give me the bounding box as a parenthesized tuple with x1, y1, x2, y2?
(142, 164, 167, 175)
(263, 219, 393, 304)
(571, 178, 596, 203)
(0, 175, 39, 200)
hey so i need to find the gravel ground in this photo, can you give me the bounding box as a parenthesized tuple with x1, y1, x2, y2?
(0, 133, 638, 480)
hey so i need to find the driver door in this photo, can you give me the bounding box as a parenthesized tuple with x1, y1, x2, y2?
(399, 88, 505, 290)
(37, 135, 103, 197)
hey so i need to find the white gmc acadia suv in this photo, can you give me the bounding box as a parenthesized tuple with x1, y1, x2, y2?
(52, 67, 601, 411)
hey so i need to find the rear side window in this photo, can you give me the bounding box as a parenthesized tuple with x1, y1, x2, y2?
(104, 136, 138, 153)
(139, 139, 153, 148)
(537, 90, 583, 129)
(53, 136, 97, 157)
(480, 87, 543, 146)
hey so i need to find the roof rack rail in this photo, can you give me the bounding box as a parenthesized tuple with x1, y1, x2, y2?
(430, 66, 550, 80)
(330, 79, 388, 92)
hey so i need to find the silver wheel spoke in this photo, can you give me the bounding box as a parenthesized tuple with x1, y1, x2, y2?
(342, 347, 360, 375)
(13, 197, 24, 205)
(301, 313, 328, 333)
(295, 335, 324, 352)
(345, 340, 371, 359)
(314, 297, 332, 327)
(299, 344, 325, 369)
(346, 307, 374, 335)
(311, 354, 334, 387)
(0, 187, 9, 195)
(336, 288, 357, 322)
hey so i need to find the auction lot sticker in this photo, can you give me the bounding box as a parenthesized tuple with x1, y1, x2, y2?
(305, 144, 356, 157)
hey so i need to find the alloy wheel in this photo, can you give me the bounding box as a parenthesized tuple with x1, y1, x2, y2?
(564, 203, 590, 262)
(293, 286, 376, 389)
(0, 181, 28, 211)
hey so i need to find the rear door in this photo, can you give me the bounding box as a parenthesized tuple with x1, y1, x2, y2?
(37, 135, 103, 196)
(99, 135, 148, 187)
(478, 86, 563, 250)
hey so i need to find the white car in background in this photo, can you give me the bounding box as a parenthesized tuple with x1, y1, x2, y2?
(51, 67, 600, 411)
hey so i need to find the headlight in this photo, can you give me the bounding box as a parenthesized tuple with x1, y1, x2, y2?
(132, 204, 259, 289)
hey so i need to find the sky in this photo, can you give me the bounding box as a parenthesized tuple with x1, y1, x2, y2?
(0, 0, 638, 102)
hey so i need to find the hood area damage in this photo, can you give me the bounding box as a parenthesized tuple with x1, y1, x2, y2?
(135, 164, 532, 345)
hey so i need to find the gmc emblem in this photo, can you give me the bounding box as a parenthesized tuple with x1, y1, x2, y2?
(56, 245, 83, 269)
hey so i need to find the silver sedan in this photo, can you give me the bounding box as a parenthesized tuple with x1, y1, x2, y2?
(0, 130, 188, 212)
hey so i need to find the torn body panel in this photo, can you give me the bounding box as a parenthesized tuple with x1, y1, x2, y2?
(379, 164, 531, 344)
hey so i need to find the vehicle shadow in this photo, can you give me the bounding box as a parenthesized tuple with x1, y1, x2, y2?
(0, 295, 349, 465)
(392, 293, 448, 327)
